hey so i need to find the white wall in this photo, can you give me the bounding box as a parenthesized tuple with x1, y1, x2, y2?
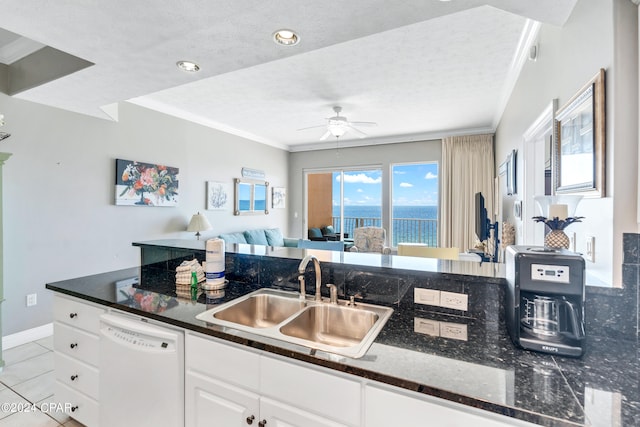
(288, 140, 441, 240)
(495, 0, 639, 287)
(0, 96, 288, 335)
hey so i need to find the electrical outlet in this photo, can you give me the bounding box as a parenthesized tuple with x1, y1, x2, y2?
(585, 236, 595, 263)
(414, 288, 440, 306)
(439, 291, 468, 311)
(414, 317, 440, 336)
(440, 322, 468, 341)
(26, 293, 37, 307)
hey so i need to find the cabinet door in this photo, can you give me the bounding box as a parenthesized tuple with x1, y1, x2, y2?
(365, 385, 537, 427)
(261, 397, 350, 427)
(186, 371, 260, 427)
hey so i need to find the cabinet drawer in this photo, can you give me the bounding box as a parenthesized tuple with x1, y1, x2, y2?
(260, 356, 361, 426)
(54, 352, 99, 400)
(54, 295, 105, 333)
(55, 380, 99, 427)
(54, 322, 100, 366)
(186, 333, 260, 392)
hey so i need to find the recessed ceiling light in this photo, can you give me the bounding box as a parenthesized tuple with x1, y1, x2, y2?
(176, 60, 200, 72)
(272, 29, 300, 46)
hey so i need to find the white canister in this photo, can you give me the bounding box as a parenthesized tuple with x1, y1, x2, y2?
(205, 238, 225, 286)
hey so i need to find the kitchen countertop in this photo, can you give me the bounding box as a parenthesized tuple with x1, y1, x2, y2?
(46, 266, 639, 427)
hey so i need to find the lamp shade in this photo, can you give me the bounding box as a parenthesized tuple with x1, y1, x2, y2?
(534, 195, 583, 219)
(187, 212, 212, 239)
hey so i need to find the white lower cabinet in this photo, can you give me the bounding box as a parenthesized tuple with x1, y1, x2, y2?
(364, 385, 537, 427)
(185, 332, 356, 427)
(52, 295, 105, 427)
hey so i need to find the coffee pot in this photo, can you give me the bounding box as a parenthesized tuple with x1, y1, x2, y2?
(520, 295, 584, 339)
(505, 246, 586, 357)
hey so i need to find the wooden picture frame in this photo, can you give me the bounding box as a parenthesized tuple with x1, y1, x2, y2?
(554, 69, 605, 197)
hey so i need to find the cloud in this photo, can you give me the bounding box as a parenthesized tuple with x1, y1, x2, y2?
(399, 182, 413, 187)
(357, 188, 363, 193)
(394, 170, 406, 175)
(336, 173, 382, 184)
(424, 172, 438, 180)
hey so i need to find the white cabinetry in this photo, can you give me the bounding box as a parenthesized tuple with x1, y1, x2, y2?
(185, 332, 358, 427)
(53, 294, 105, 427)
(364, 385, 537, 427)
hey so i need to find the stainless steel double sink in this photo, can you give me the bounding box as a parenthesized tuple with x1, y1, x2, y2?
(195, 288, 393, 359)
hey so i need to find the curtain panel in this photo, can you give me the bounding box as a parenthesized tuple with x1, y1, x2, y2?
(440, 134, 495, 252)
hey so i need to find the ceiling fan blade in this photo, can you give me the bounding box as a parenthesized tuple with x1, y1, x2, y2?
(319, 130, 333, 141)
(346, 125, 367, 138)
(349, 121, 377, 127)
(297, 124, 327, 131)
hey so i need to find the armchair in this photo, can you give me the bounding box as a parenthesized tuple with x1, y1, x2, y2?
(349, 227, 391, 254)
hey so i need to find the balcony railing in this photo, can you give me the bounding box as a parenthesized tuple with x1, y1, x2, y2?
(332, 216, 438, 247)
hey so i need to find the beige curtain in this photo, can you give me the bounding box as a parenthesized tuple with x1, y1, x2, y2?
(440, 134, 495, 251)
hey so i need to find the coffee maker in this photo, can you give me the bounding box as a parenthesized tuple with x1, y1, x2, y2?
(505, 246, 585, 357)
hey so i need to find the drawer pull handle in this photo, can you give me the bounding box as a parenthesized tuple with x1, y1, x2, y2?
(70, 375, 78, 381)
(70, 343, 78, 349)
(69, 313, 77, 319)
(71, 406, 78, 412)
(246, 415, 255, 425)
(259, 420, 267, 427)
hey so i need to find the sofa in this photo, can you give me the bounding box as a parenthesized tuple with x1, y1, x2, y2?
(218, 228, 298, 248)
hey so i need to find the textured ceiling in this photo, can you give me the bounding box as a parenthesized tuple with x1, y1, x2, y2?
(0, 0, 578, 151)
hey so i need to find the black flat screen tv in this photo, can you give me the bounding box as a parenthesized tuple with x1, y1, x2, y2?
(475, 192, 489, 242)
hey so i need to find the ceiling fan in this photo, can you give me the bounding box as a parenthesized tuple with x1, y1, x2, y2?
(298, 106, 377, 140)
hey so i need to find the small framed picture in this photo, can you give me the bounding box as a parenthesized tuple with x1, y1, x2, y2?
(272, 187, 286, 209)
(207, 181, 232, 210)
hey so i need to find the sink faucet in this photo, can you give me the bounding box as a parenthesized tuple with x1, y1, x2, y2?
(298, 255, 322, 301)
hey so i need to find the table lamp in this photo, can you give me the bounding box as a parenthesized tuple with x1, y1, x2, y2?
(187, 212, 212, 240)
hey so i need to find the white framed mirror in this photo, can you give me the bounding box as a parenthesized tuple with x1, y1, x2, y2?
(234, 178, 269, 215)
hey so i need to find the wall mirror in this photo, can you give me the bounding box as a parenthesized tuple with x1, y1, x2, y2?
(234, 178, 269, 215)
(554, 69, 605, 197)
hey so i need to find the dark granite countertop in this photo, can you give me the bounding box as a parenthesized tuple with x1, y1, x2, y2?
(46, 265, 639, 427)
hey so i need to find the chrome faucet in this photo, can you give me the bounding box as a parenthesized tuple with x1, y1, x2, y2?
(298, 255, 322, 301)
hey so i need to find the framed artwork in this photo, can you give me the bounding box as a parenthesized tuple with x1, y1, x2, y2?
(554, 69, 605, 197)
(115, 159, 179, 206)
(207, 181, 232, 210)
(272, 187, 286, 209)
(504, 149, 517, 196)
(234, 178, 269, 215)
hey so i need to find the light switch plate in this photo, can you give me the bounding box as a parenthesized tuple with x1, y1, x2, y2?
(414, 317, 440, 336)
(585, 236, 595, 263)
(414, 288, 440, 306)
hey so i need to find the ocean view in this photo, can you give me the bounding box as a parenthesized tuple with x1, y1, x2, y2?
(332, 205, 438, 246)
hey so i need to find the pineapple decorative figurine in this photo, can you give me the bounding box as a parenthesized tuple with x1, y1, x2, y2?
(533, 195, 584, 250)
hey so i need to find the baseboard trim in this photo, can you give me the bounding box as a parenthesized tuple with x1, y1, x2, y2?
(2, 323, 53, 350)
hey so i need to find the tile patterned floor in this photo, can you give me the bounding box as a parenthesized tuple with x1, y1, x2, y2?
(0, 336, 83, 426)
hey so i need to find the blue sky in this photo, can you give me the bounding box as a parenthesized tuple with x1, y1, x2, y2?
(332, 163, 438, 206)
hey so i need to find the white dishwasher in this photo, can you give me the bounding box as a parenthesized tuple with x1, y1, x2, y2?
(99, 313, 184, 427)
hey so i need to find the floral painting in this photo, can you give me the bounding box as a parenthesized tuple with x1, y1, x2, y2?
(115, 159, 179, 206)
(207, 181, 231, 210)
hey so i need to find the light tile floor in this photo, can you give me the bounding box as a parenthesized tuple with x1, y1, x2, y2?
(0, 336, 84, 426)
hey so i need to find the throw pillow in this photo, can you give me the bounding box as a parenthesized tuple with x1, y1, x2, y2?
(265, 228, 284, 246)
(244, 229, 269, 245)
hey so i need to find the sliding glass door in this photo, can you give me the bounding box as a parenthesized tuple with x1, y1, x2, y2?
(305, 167, 382, 240)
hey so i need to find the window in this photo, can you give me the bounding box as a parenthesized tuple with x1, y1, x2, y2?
(391, 162, 439, 247)
(305, 167, 382, 239)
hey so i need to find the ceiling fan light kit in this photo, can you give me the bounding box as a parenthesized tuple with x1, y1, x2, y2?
(298, 106, 377, 141)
